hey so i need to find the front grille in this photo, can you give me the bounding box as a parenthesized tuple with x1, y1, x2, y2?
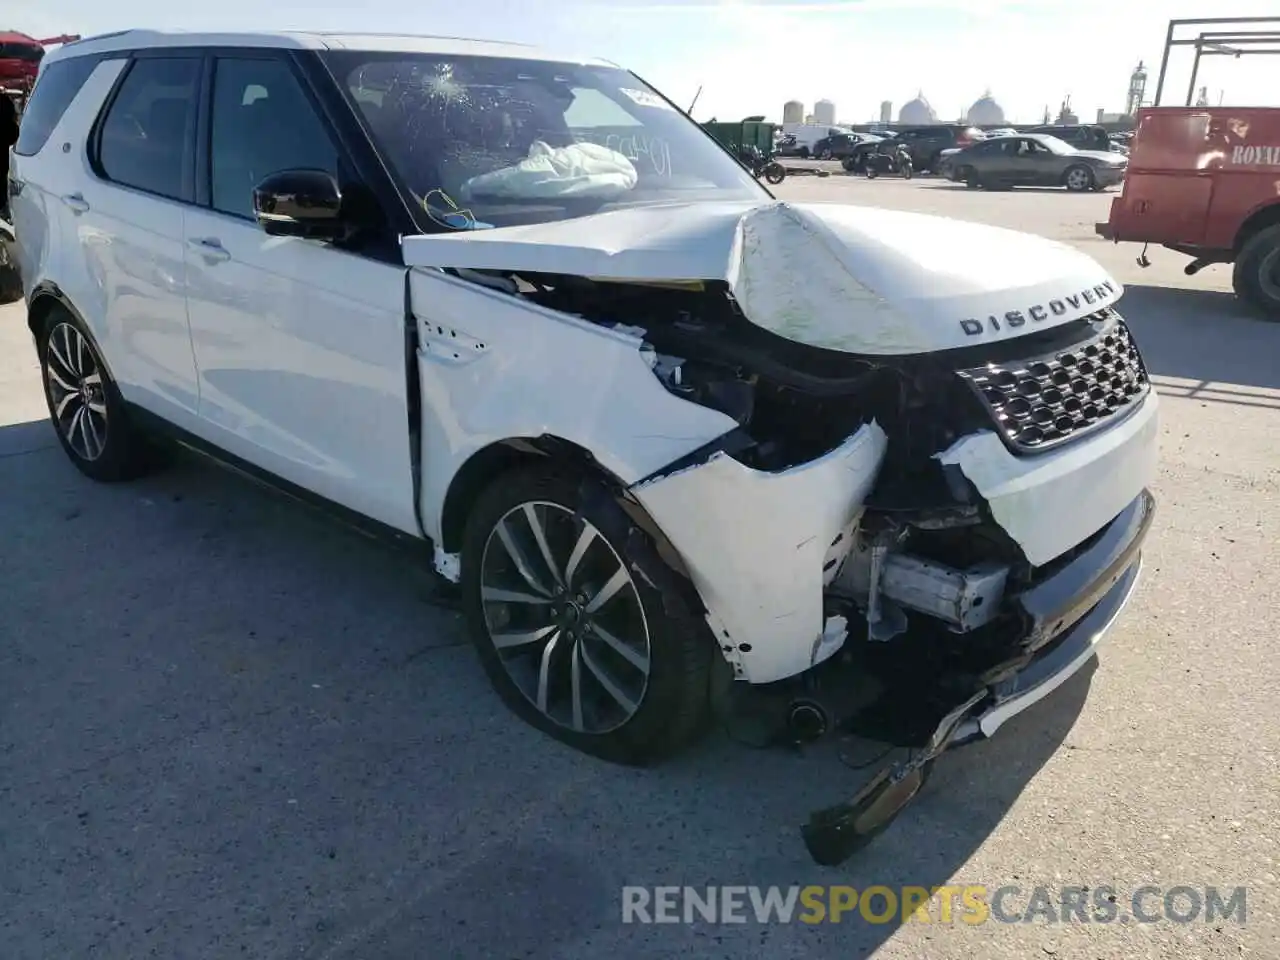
(956, 310, 1149, 454)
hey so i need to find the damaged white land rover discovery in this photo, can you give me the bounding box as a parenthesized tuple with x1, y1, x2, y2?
(12, 30, 1157, 863)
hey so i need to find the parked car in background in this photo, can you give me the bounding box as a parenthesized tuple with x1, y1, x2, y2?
(944, 134, 1127, 191)
(810, 131, 876, 160)
(842, 133, 895, 173)
(1027, 124, 1110, 153)
(893, 124, 985, 173)
(775, 133, 803, 157)
(984, 126, 1018, 138)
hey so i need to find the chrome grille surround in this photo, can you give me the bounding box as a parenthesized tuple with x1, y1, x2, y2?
(956, 310, 1150, 454)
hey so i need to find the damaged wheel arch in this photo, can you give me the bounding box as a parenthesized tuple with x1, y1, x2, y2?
(439, 433, 705, 597)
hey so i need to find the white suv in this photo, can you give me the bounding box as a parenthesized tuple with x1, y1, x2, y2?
(11, 30, 1157, 862)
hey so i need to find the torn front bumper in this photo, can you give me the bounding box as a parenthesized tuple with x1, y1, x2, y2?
(937, 391, 1159, 567)
(954, 486, 1153, 742)
(803, 488, 1154, 865)
(629, 423, 888, 685)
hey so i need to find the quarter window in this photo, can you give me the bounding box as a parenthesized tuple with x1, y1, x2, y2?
(14, 55, 99, 157)
(96, 57, 200, 202)
(209, 57, 337, 220)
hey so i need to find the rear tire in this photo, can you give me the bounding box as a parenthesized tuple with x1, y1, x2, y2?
(37, 305, 159, 483)
(764, 162, 786, 184)
(958, 165, 979, 188)
(460, 465, 714, 766)
(1232, 224, 1280, 321)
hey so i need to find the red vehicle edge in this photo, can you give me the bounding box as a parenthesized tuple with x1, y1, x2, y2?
(1097, 106, 1280, 318)
(1096, 17, 1280, 320)
(0, 31, 45, 97)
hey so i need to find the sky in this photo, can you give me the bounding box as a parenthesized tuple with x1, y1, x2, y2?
(5, 0, 1280, 123)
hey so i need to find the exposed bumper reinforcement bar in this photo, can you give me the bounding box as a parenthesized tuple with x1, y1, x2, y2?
(800, 489, 1154, 866)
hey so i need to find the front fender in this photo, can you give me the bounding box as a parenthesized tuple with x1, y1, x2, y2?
(407, 267, 740, 543)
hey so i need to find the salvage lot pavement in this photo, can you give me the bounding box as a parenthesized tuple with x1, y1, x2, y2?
(2, 179, 1278, 959)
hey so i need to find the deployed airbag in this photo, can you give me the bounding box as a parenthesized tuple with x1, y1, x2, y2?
(459, 141, 639, 201)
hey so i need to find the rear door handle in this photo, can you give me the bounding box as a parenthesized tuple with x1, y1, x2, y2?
(61, 193, 90, 214)
(188, 237, 230, 263)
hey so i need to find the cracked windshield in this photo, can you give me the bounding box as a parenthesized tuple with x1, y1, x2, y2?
(328, 52, 764, 228)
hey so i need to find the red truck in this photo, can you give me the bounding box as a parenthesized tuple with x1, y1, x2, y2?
(0, 31, 44, 97)
(1097, 105, 1280, 319)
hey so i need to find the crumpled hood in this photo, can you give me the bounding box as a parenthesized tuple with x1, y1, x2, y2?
(400, 199, 1122, 355)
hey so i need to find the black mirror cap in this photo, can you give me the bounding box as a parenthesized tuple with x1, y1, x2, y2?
(252, 169, 343, 240)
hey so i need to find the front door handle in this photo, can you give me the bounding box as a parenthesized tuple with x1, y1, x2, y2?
(188, 237, 230, 263)
(61, 193, 90, 214)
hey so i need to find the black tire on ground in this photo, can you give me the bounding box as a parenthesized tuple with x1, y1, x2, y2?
(37, 304, 159, 482)
(798, 146, 810, 158)
(959, 166, 979, 188)
(1231, 223, 1280, 320)
(1064, 164, 1095, 192)
(460, 465, 714, 766)
(764, 162, 786, 184)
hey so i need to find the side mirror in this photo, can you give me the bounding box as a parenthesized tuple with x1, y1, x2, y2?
(252, 169, 343, 241)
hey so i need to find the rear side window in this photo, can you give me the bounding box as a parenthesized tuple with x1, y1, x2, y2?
(96, 56, 200, 202)
(14, 55, 98, 157)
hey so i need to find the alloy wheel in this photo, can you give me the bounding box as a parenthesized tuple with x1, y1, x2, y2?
(1066, 167, 1092, 190)
(44, 322, 109, 461)
(479, 501, 652, 735)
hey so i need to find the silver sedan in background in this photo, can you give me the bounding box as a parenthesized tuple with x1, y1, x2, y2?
(938, 134, 1127, 192)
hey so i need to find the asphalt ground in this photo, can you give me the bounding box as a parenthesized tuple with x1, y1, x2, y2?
(1, 176, 1277, 959)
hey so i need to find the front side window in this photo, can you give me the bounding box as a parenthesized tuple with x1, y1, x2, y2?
(209, 57, 338, 219)
(97, 56, 200, 202)
(321, 51, 766, 230)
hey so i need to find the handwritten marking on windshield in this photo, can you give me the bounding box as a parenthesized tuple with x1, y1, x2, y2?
(603, 133, 673, 177)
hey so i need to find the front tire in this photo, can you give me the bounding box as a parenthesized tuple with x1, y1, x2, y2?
(460, 465, 713, 765)
(764, 162, 786, 184)
(1064, 164, 1095, 192)
(38, 306, 157, 482)
(1232, 224, 1280, 320)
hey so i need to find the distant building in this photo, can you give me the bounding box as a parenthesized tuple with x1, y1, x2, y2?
(898, 91, 937, 125)
(814, 99, 836, 125)
(783, 100, 805, 124)
(966, 90, 1005, 126)
(879, 100, 892, 123)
